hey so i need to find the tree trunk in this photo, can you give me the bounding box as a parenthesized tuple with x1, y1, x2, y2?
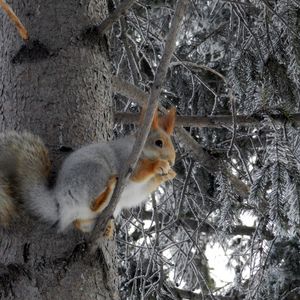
(0, 1, 119, 299)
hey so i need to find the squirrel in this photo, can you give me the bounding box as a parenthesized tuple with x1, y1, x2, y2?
(0, 108, 176, 233)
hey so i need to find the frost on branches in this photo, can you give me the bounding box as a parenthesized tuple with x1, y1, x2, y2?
(109, 1, 300, 299)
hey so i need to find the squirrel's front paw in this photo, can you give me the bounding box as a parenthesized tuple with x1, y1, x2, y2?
(160, 169, 177, 182)
(154, 160, 170, 175)
(166, 169, 176, 180)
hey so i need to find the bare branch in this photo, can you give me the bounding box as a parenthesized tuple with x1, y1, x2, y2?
(170, 61, 226, 81)
(132, 211, 274, 241)
(115, 111, 300, 128)
(94, 0, 136, 35)
(169, 287, 243, 300)
(91, 0, 189, 246)
(112, 76, 146, 106)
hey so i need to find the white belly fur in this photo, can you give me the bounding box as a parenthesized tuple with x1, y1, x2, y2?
(114, 180, 149, 217)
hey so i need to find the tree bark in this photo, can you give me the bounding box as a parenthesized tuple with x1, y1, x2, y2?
(0, 1, 118, 299)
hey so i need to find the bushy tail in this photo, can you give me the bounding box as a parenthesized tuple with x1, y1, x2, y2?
(0, 173, 16, 226)
(0, 131, 58, 224)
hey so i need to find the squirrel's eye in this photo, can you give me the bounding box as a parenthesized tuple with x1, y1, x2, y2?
(155, 139, 163, 148)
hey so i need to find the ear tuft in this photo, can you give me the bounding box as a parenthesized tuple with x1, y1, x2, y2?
(161, 107, 176, 134)
(151, 109, 159, 129)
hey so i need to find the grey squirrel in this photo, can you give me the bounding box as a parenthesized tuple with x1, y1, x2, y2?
(0, 108, 176, 233)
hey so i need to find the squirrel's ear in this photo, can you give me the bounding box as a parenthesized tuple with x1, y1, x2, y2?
(151, 109, 159, 129)
(161, 107, 176, 134)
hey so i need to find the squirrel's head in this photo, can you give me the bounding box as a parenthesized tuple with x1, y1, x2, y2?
(143, 107, 176, 166)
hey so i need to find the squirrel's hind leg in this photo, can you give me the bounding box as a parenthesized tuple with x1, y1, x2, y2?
(90, 175, 117, 213)
(72, 176, 117, 233)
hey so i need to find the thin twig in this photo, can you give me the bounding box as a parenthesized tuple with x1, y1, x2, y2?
(170, 61, 226, 81)
(234, 144, 253, 184)
(91, 0, 188, 247)
(227, 88, 237, 157)
(0, 0, 29, 40)
(177, 160, 194, 217)
(120, 16, 141, 85)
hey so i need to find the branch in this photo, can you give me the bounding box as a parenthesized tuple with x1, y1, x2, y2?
(131, 211, 274, 241)
(94, 0, 137, 35)
(115, 112, 300, 128)
(170, 61, 226, 81)
(0, 0, 29, 40)
(91, 0, 188, 247)
(169, 287, 243, 300)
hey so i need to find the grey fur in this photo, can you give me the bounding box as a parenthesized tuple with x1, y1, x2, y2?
(0, 132, 135, 230)
(54, 136, 135, 230)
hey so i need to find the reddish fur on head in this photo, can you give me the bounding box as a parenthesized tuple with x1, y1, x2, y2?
(132, 107, 177, 184)
(141, 107, 176, 167)
(159, 107, 176, 134)
(151, 107, 176, 134)
(151, 109, 160, 129)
